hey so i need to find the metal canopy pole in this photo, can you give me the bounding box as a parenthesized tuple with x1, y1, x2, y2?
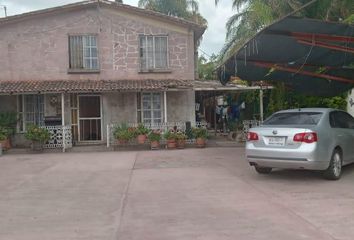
(61, 93, 66, 153)
(259, 87, 264, 122)
(164, 91, 167, 123)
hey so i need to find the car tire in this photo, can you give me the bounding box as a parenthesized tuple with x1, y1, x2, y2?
(324, 150, 342, 180)
(255, 166, 272, 174)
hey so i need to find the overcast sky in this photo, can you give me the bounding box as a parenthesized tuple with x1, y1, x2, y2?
(0, 0, 234, 58)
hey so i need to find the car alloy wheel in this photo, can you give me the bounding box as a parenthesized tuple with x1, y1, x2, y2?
(324, 150, 342, 180)
(332, 152, 342, 177)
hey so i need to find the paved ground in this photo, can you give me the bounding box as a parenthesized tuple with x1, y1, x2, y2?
(0, 148, 354, 240)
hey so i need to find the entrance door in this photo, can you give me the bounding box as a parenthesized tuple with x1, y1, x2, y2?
(78, 95, 102, 141)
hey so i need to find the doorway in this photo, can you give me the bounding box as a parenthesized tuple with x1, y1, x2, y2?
(78, 95, 102, 142)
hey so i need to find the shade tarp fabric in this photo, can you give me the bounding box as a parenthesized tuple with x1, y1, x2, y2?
(217, 16, 354, 96)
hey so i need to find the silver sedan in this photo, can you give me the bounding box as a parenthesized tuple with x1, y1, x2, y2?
(246, 108, 354, 180)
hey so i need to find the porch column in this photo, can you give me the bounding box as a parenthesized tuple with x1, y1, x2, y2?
(61, 93, 66, 152)
(259, 87, 264, 122)
(164, 91, 167, 123)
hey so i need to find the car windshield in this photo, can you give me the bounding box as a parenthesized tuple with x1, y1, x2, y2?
(263, 112, 323, 125)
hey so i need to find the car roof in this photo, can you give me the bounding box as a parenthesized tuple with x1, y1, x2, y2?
(275, 108, 337, 114)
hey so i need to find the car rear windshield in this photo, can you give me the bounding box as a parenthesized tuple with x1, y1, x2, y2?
(263, 112, 323, 125)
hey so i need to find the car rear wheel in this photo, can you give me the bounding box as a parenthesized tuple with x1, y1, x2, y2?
(324, 150, 342, 180)
(254, 166, 272, 174)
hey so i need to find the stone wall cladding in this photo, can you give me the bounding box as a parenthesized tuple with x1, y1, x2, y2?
(0, 7, 195, 82)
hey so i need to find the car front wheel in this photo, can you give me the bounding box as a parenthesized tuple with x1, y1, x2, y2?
(324, 150, 342, 180)
(255, 166, 272, 174)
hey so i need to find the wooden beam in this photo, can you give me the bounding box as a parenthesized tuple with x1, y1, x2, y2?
(265, 30, 354, 43)
(253, 62, 354, 84)
(297, 39, 354, 54)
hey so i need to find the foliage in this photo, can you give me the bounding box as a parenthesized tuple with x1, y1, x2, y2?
(113, 124, 135, 141)
(175, 131, 187, 140)
(135, 124, 149, 135)
(163, 129, 177, 140)
(192, 127, 208, 139)
(265, 84, 348, 117)
(215, 0, 354, 60)
(138, 0, 207, 25)
(198, 54, 218, 80)
(24, 125, 51, 142)
(148, 130, 162, 142)
(0, 127, 10, 141)
(0, 112, 17, 136)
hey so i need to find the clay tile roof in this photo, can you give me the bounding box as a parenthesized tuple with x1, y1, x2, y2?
(0, 0, 206, 39)
(0, 79, 193, 94)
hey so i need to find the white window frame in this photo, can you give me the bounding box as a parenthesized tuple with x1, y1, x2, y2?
(69, 34, 99, 70)
(137, 92, 164, 124)
(139, 35, 169, 71)
(17, 94, 45, 132)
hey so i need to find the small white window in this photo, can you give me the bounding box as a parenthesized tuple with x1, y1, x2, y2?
(18, 94, 44, 131)
(137, 92, 163, 124)
(140, 35, 168, 71)
(69, 35, 99, 70)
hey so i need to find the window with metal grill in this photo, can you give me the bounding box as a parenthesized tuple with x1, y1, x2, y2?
(69, 35, 99, 71)
(139, 35, 168, 71)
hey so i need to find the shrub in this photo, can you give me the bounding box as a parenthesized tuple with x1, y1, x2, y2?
(163, 129, 177, 140)
(148, 130, 161, 142)
(175, 130, 187, 140)
(135, 124, 149, 135)
(0, 127, 9, 141)
(24, 125, 51, 142)
(192, 127, 208, 139)
(113, 124, 135, 141)
(0, 112, 17, 136)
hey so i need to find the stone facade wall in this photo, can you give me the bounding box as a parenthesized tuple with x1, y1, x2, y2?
(167, 91, 195, 125)
(0, 6, 195, 82)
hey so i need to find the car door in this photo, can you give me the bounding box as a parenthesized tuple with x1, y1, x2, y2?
(330, 111, 354, 164)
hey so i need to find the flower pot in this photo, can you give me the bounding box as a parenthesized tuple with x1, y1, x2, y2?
(137, 134, 147, 144)
(118, 139, 128, 145)
(150, 141, 160, 150)
(177, 139, 186, 149)
(0, 138, 11, 151)
(196, 138, 206, 148)
(31, 140, 43, 152)
(166, 139, 176, 149)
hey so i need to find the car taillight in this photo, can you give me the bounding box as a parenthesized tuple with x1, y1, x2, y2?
(247, 132, 259, 141)
(293, 132, 317, 143)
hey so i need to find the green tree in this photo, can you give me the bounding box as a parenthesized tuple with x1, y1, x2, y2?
(215, 0, 354, 59)
(198, 54, 218, 80)
(138, 0, 207, 25)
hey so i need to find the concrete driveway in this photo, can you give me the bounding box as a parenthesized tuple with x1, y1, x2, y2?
(0, 148, 354, 240)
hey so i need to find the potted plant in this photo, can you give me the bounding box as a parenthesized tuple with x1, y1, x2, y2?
(135, 124, 149, 144)
(0, 127, 11, 151)
(148, 130, 161, 150)
(0, 112, 17, 150)
(164, 129, 177, 149)
(24, 125, 51, 151)
(113, 124, 134, 145)
(192, 127, 208, 148)
(175, 130, 187, 149)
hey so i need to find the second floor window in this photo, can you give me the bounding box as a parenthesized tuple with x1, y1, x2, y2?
(140, 35, 168, 71)
(69, 35, 99, 70)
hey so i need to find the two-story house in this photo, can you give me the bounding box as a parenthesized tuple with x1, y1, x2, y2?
(0, 0, 205, 148)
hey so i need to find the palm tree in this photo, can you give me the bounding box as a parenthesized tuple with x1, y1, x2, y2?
(216, 0, 354, 60)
